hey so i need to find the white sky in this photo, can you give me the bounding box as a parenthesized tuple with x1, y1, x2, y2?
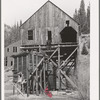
(2, 0, 90, 26)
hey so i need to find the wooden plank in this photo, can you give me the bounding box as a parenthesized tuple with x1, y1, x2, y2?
(13, 85, 15, 95)
(36, 54, 39, 96)
(48, 48, 58, 61)
(50, 59, 57, 67)
(39, 45, 41, 52)
(12, 83, 25, 97)
(40, 70, 43, 94)
(60, 47, 78, 68)
(21, 56, 24, 93)
(74, 49, 78, 72)
(43, 62, 46, 89)
(32, 57, 44, 74)
(22, 56, 23, 74)
(60, 70, 77, 89)
(17, 57, 19, 73)
(33, 76, 35, 94)
(20, 44, 78, 50)
(32, 52, 35, 94)
(58, 45, 61, 90)
(43, 49, 54, 52)
(26, 55, 29, 97)
(62, 59, 75, 70)
(34, 76, 45, 94)
(45, 53, 57, 67)
(17, 57, 19, 95)
(52, 55, 63, 58)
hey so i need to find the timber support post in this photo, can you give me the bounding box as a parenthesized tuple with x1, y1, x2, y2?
(26, 55, 29, 97)
(13, 84, 15, 95)
(36, 54, 39, 96)
(58, 44, 61, 90)
(43, 61, 46, 90)
(40, 70, 43, 94)
(32, 52, 35, 94)
(17, 57, 19, 95)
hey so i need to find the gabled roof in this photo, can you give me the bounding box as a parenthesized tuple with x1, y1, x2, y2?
(48, 1, 79, 25)
(20, 0, 79, 28)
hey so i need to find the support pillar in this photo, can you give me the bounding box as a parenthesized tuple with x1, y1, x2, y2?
(32, 52, 35, 94)
(17, 57, 19, 95)
(40, 70, 43, 94)
(43, 62, 46, 90)
(58, 45, 61, 90)
(26, 55, 29, 97)
(36, 54, 39, 95)
(13, 84, 15, 95)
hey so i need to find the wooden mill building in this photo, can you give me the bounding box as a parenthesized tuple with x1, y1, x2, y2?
(12, 1, 79, 97)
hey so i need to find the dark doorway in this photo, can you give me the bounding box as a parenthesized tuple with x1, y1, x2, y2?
(47, 31, 52, 50)
(60, 21, 77, 43)
(48, 31, 52, 41)
(60, 27, 77, 43)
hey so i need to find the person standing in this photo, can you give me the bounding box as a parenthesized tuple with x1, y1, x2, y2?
(47, 61, 56, 91)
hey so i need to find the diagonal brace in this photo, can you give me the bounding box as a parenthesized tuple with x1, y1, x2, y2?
(60, 47, 78, 69)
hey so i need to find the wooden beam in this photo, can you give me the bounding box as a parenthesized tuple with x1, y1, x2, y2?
(20, 44, 78, 50)
(34, 77, 44, 94)
(45, 53, 58, 67)
(48, 48, 58, 61)
(39, 45, 41, 52)
(43, 49, 54, 52)
(17, 57, 19, 73)
(26, 55, 29, 97)
(32, 57, 44, 74)
(60, 70, 77, 89)
(12, 83, 25, 97)
(33, 76, 35, 94)
(74, 50, 77, 72)
(40, 70, 43, 94)
(61, 59, 75, 70)
(43, 62, 46, 90)
(58, 45, 78, 48)
(36, 54, 39, 96)
(32, 52, 35, 94)
(61, 76, 67, 88)
(58, 45, 61, 90)
(22, 56, 23, 75)
(60, 47, 78, 68)
(52, 55, 63, 58)
(17, 57, 19, 95)
(13, 84, 15, 95)
(21, 56, 24, 93)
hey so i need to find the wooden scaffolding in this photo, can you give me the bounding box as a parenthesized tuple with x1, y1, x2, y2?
(12, 42, 78, 97)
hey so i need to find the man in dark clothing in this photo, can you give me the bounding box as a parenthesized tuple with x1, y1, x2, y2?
(47, 61, 56, 91)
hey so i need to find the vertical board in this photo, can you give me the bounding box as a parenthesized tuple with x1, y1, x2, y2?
(23, 56, 27, 79)
(13, 57, 18, 83)
(18, 56, 22, 72)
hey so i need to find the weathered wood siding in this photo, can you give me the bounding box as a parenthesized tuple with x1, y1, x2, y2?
(20, 1, 79, 45)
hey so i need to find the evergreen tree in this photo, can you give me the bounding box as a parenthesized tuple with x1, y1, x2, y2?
(73, 0, 90, 35)
(73, 9, 79, 23)
(78, 0, 87, 34)
(87, 4, 90, 33)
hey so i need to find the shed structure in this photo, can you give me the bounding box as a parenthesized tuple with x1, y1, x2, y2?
(12, 1, 79, 97)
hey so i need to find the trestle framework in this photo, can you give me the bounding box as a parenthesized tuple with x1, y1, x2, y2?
(12, 43, 78, 96)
